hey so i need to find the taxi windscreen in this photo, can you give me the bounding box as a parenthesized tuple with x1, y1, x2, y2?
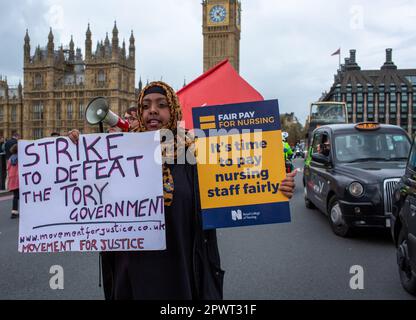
(334, 132, 410, 163)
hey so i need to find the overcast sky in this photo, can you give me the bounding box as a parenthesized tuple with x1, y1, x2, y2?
(1, 0, 416, 123)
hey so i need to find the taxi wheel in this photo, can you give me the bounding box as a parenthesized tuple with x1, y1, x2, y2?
(328, 196, 353, 238)
(304, 185, 315, 209)
(397, 227, 416, 295)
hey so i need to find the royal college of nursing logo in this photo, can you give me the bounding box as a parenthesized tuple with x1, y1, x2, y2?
(231, 209, 243, 221)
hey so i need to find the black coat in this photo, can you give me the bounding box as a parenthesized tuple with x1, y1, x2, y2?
(100, 163, 224, 300)
(4, 138, 17, 160)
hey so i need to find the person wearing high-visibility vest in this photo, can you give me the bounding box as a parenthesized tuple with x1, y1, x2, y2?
(282, 132, 294, 173)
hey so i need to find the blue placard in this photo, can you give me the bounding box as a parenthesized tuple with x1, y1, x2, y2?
(193, 99, 281, 136)
(192, 99, 291, 230)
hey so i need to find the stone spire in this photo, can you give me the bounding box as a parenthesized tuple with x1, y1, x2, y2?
(48, 27, 54, 42)
(59, 45, 65, 62)
(96, 41, 100, 55)
(24, 29, 31, 64)
(129, 31, 135, 50)
(86, 23, 92, 60)
(69, 35, 75, 61)
(35, 45, 42, 62)
(104, 32, 110, 58)
(121, 39, 126, 59)
(24, 29, 30, 43)
(112, 21, 119, 60)
(47, 27, 54, 60)
(138, 77, 143, 92)
(129, 30, 135, 65)
(101, 40, 106, 58)
(18, 80, 23, 98)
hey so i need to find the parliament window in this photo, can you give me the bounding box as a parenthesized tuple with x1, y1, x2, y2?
(33, 102, 43, 120)
(33, 128, 43, 140)
(34, 73, 42, 89)
(0, 106, 3, 121)
(56, 102, 61, 120)
(98, 70, 106, 86)
(67, 103, 73, 120)
(79, 104, 84, 120)
(11, 106, 17, 122)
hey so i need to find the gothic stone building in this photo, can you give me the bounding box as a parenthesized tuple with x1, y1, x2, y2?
(0, 77, 24, 138)
(203, 0, 241, 73)
(19, 23, 136, 139)
(323, 49, 416, 135)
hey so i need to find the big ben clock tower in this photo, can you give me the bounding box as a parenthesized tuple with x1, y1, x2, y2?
(203, 0, 241, 73)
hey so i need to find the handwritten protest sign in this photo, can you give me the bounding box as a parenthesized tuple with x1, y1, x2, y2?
(192, 100, 291, 230)
(18, 132, 166, 253)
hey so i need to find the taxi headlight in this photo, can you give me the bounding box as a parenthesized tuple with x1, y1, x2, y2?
(349, 182, 364, 197)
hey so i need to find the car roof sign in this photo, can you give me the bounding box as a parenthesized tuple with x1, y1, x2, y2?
(355, 122, 381, 131)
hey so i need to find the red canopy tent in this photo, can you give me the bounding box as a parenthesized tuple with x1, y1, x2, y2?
(177, 59, 264, 129)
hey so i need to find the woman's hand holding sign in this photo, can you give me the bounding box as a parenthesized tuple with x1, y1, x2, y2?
(279, 169, 297, 199)
(68, 129, 80, 144)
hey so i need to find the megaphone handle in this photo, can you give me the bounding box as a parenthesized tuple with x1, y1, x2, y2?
(99, 122, 104, 133)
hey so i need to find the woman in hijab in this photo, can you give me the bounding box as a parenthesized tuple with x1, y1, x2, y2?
(69, 81, 296, 300)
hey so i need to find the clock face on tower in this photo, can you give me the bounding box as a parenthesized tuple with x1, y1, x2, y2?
(209, 5, 227, 23)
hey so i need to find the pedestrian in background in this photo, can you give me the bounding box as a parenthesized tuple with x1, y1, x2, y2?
(7, 144, 19, 219)
(4, 131, 19, 160)
(0, 136, 5, 154)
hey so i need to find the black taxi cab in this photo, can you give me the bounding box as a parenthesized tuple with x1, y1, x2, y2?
(303, 122, 411, 237)
(391, 136, 416, 296)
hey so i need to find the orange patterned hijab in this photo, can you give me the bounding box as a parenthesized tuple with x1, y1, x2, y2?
(134, 81, 193, 207)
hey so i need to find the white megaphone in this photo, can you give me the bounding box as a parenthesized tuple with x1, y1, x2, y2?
(85, 97, 130, 132)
